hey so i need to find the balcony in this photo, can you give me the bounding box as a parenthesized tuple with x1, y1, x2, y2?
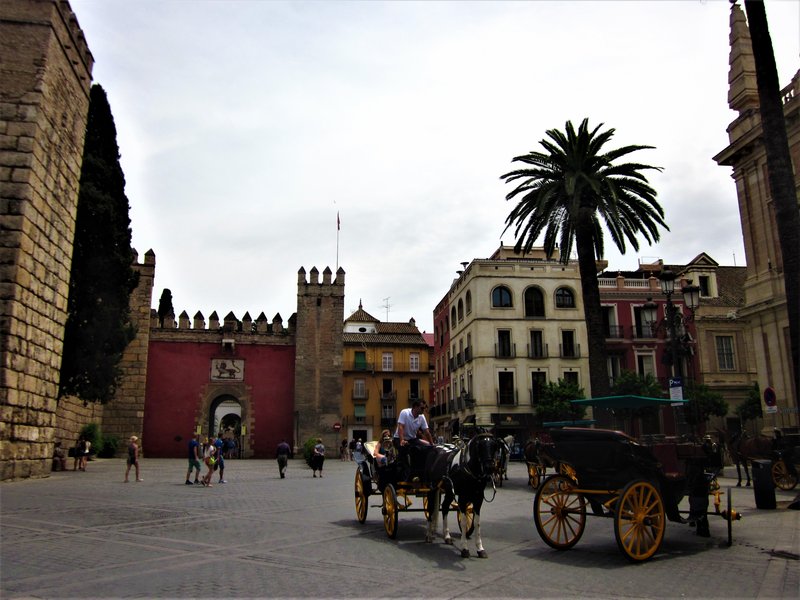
(408, 390, 425, 401)
(495, 343, 516, 359)
(497, 389, 517, 406)
(604, 325, 625, 338)
(464, 346, 473, 362)
(527, 344, 549, 359)
(345, 361, 374, 372)
(559, 343, 581, 359)
(632, 324, 656, 339)
(380, 417, 397, 429)
(352, 390, 369, 401)
(381, 391, 397, 401)
(344, 414, 375, 426)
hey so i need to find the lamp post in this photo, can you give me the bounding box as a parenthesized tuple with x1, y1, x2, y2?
(642, 267, 701, 393)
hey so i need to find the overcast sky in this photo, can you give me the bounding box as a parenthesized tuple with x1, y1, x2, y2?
(70, 0, 799, 334)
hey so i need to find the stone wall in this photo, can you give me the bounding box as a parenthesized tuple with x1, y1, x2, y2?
(53, 394, 103, 457)
(0, 0, 94, 480)
(101, 250, 155, 452)
(293, 267, 345, 452)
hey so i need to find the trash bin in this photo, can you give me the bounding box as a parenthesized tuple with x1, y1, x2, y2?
(751, 459, 776, 509)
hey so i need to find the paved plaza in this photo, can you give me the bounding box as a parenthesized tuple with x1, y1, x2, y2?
(1, 457, 798, 599)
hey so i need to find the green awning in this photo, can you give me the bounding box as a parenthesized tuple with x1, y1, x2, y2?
(570, 395, 688, 409)
(543, 419, 597, 428)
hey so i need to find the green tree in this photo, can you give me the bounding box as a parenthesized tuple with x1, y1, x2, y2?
(59, 85, 138, 403)
(535, 379, 587, 423)
(157, 288, 174, 327)
(735, 382, 763, 423)
(501, 119, 667, 398)
(743, 1, 800, 412)
(610, 370, 663, 398)
(684, 382, 729, 429)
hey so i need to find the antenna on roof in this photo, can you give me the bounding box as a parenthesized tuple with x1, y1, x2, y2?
(382, 296, 391, 321)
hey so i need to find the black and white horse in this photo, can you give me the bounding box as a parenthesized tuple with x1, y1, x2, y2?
(423, 433, 499, 558)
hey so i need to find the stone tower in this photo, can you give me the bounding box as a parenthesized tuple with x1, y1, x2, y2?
(294, 266, 345, 450)
(713, 3, 799, 423)
(0, 0, 94, 479)
(101, 250, 156, 449)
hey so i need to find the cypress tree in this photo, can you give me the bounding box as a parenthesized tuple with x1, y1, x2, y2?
(58, 84, 138, 403)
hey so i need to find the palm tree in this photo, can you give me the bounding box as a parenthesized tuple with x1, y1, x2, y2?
(743, 0, 800, 412)
(501, 119, 668, 398)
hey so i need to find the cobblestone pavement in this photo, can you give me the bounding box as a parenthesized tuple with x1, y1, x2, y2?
(1, 457, 798, 599)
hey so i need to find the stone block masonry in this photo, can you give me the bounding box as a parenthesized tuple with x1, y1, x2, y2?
(0, 0, 93, 480)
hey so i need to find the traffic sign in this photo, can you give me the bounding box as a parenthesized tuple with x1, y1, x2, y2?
(669, 377, 683, 402)
(764, 386, 778, 414)
(333, 422, 342, 431)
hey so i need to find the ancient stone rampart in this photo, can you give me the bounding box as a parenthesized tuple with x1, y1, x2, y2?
(0, 0, 93, 480)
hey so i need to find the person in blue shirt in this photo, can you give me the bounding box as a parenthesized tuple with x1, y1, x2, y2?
(185, 433, 201, 485)
(214, 434, 227, 484)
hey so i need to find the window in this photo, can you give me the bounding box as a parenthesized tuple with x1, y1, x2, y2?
(607, 355, 624, 387)
(555, 287, 575, 308)
(531, 371, 547, 405)
(457, 299, 464, 322)
(563, 371, 579, 385)
(524, 287, 545, 317)
(492, 285, 513, 308)
(716, 335, 735, 370)
(353, 379, 366, 399)
(354, 351, 367, 370)
(699, 275, 711, 297)
(466, 290, 472, 314)
(410, 379, 420, 400)
(498, 371, 515, 405)
(451, 307, 457, 327)
(530, 330, 545, 358)
(636, 353, 656, 378)
(497, 330, 513, 358)
(354, 404, 366, 423)
(633, 305, 654, 338)
(382, 378, 394, 400)
(561, 330, 577, 358)
(382, 352, 393, 371)
(409, 352, 420, 372)
(381, 402, 394, 420)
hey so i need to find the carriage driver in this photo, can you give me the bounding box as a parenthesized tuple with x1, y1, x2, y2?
(393, 400, 434, 481)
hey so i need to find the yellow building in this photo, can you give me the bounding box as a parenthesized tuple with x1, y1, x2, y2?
(341, 304, 432, 444)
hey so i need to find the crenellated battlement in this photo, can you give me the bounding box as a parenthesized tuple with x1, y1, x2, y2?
(150, 308, 295, 335)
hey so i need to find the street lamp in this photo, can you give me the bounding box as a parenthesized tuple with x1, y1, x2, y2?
(642, 267, 701, 381)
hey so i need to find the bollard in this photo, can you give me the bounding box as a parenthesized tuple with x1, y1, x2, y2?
(751, 459, 776, 509)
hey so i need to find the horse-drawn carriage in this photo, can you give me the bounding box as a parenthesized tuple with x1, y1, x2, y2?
(354, 434, 500, 557)
(533, 427, 740, 562)
(723, 429, 799, 490)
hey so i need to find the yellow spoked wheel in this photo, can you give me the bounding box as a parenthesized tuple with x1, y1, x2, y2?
(456, 502, 475, 537)
(354, 469, 368, 523)
(533, 474, 586, 550)
(528, 463, 543, 489)
(383, 484, 399, 539)
(772, 459, 798, 491)
(613, 480, 665, 562)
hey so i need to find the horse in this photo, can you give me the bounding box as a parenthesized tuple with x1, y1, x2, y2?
(423, 433, 500, 558)
(523, 437, 558, 488)
(720, 429, 774, 486)
(491, 435, 512, 487)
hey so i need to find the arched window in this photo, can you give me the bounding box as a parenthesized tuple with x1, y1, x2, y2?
(451, 306, 457, 327)
(492, 285, 513, 308)
(524, 287, 545, 317)
(555, 287, 575, 308)
(457, 298, 464, 322)
(465, 290, 472, 314)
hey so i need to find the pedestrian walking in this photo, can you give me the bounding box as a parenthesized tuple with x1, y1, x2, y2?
(201, 437, 217, 487)
(340, 439, 348, 461)
(311, 438, 325, 477)
(185, 433, 202, 485)
(276, 439, 291, 478)
(214, 433, 227, 483)
(124, 435, 142, 482)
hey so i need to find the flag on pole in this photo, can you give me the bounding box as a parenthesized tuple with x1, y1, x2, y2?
(337, 211, 340, 231)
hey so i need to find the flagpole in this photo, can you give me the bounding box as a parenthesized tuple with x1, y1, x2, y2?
(336, 211, 340, 272)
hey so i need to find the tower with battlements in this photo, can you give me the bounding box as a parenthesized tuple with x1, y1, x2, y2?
(294, 267, 345, 451)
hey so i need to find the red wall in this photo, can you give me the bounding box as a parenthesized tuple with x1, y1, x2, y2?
(142, 341, 295, 458)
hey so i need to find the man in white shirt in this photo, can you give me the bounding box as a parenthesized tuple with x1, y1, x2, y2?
(393, 400, 433, 481)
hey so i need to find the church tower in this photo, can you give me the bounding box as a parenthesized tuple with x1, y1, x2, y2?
(294, 266, 345, 450)
(713, 3, 799, 425)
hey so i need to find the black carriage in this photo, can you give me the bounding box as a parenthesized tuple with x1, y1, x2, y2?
(771, 432, 799, 491)
(354, 441, 474, 539)
(533, 427, 740, 562)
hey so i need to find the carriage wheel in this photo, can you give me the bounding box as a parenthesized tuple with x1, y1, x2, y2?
(355, 469, 369, 523)
(613, 479, 665, 562)
(456, 502, 475, 538)
(383, 484, 399, 539)
(533, 474, 586, 550)
(771, 459, 798, 491)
